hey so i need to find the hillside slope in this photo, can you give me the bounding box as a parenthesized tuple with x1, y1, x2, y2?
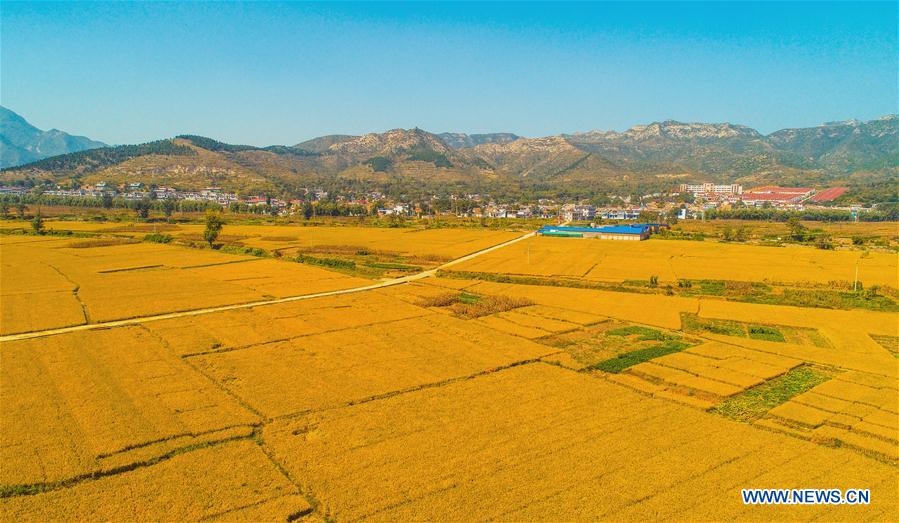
(2, 116, 895, 197)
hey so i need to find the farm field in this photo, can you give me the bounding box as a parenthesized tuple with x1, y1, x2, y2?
(1, 222, 897, 521)
(673, 219, 899, 242)
(0, 220, 521, 264)
(450, 236, 898, 287)
(0, 234, 369, 334)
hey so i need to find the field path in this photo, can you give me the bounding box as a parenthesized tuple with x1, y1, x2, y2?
(0, 230, 537, 343)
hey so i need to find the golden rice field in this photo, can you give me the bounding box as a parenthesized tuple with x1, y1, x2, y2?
(0, 220, 521, 261)
(452, 236, 899, 287)
(1, 221, 897, 521)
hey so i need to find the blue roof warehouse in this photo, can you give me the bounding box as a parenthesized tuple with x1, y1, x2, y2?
(536, 224, 667, 241)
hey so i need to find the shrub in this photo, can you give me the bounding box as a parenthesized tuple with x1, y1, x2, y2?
(295, 253, 355, 269)
(144, 233, 173, 244)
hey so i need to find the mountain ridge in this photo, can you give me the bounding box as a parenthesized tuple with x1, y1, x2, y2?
(0, 106, 107, 168)
(2, 114, 895, 199)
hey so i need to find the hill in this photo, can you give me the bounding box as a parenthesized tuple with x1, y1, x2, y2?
(0, 106, 107, 168)
(2, 116, 896, 199)
(438, 133, 520, 148)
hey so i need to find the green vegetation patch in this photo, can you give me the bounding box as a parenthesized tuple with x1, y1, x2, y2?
(740, 288, 899, 313)
(365, 156, 393, 172)
(590, 340, 692, 374)
(222, 245, 268, 257)
(748, 325, 786, 342)
(407, 148, 452, 168)
(295, 253, 355, 269)
(438, 270, 653, 295)
(143, 233, 173, 244)
(364, 261, 422, 271)
(676, 279, 770, 298)
(711, 365, 831, 422)
(681, 313, 745, 337)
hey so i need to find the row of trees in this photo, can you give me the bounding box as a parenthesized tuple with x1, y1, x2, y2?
(706, 205, 899, 222)
(0, 194, 223, 215)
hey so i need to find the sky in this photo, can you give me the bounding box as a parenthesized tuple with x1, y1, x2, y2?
(1, 1, 896, 146)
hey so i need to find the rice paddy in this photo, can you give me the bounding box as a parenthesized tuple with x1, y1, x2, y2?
(1, 221, 896, 521)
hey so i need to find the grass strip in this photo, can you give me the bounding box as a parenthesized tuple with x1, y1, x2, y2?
(747, 325, 785, 342)
(711, 365, 831, 422)
(590, 340, 691, 374)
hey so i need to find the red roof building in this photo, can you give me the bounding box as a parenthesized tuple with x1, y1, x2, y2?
(809, 187, 847, 202)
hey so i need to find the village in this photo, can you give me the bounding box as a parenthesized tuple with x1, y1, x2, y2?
(0, 179, 869, 223)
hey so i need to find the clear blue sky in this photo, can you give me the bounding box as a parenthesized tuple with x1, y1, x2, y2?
(2, 1, 896, 146)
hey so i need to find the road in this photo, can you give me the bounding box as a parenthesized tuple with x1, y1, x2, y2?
(0, 230, 536, 343)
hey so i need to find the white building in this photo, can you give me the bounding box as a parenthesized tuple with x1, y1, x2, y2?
(679, 183, 743, 196)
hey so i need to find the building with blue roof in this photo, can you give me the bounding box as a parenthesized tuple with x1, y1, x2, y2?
(537, 224, 651, 240)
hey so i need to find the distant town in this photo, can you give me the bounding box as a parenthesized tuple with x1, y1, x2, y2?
(0, 180, 881, 222)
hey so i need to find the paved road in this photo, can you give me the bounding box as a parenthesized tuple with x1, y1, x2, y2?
(0, 230, 536, 343)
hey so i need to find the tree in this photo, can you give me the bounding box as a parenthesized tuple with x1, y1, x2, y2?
(637, 210, 659, 223)
(786, 217, 807, 241)
(15, 202, 27, 219)
(203, 211, 224, 247)
(734, 225, 748, 242)
(721, 226, 734, 241)
(0, 201, 8, 218)
(101, 193, 114, 209)
(31, 212, 45, 235)
(162, 198, 176, 218)
(134, 199, 151, 219)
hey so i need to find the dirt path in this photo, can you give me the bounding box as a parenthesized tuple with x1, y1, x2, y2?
(0, 230, 536, 343)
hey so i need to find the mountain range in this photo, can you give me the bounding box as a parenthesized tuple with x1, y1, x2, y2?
(0, 106, 107, 169)
(1, 106, 896, 199)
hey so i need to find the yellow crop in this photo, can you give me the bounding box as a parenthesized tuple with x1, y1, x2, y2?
(263, 363, 897, 521)
(0, 235, 367, 330)
(454, 236, 898, 287)
(2, 221, 897, 521)
(190, 311, 553, 417)
(0, 441, 308, 521)
(0, 327, 258, 486)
